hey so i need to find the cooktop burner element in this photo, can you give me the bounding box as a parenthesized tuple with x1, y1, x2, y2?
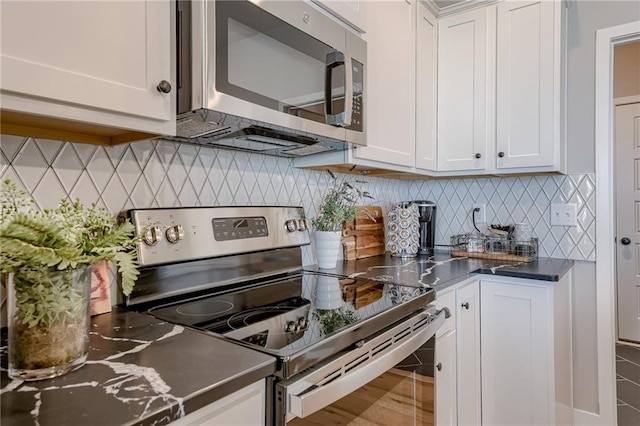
(176, 300, 234, 317)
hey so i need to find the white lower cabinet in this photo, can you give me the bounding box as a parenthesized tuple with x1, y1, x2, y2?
(435, 290, 457, 426)
(171, 380, 266, 426)
(480, 274, 573, 426)
(435, 273, 573, 426)
(455, 280, 481, 425)
(435, 279, 481, 426)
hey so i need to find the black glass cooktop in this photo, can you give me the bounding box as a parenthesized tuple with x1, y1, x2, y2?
(148, 271, 432, 357)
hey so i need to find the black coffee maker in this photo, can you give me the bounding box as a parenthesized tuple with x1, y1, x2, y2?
(413, 200, 437, 255)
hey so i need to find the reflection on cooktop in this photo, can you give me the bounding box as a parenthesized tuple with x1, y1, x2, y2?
(203, 298, 310, 334)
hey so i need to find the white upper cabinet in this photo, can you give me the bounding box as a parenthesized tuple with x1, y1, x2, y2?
(415, 2, 438, 171)
(354, 0, 416, 167)
(0, 0, 175, 145)
(495, 0, 562, 170)
(311, 0, 367, 33)
(437, 7, 490, 172)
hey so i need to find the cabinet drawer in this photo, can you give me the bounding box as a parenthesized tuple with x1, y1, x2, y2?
(435, 289, 456, 336)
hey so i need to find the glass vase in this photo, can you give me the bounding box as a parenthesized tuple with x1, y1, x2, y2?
(7, 266, 92, 381)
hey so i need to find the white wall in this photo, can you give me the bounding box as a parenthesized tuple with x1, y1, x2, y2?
(566, 0, 640, 174)
(571, 260, 599, 412)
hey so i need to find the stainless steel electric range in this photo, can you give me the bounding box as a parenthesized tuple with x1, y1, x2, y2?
(121, 206, 446, 426)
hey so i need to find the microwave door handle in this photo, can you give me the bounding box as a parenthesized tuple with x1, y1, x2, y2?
(325, 51, 352, 127)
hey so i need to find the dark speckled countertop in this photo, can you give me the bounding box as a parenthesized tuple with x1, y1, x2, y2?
(326, 253, 574, 291)
(1, 307, 276, 426)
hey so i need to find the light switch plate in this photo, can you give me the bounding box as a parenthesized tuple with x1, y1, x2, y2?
(550, 203, 577, 226)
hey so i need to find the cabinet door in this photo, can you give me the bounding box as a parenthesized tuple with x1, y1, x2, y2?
(436, 329, 457, 426)
(171, 380, 265, 426)
(495, 0, 558, 169)
(456, 280, 481, 425)
(437, 8, 489, 171)
(356, 0, 416, 167)
(481, 280, 553, 425)
(311, 0, 367, 33)
(1, 1, 173, 132)
(415, 2, 438, 171)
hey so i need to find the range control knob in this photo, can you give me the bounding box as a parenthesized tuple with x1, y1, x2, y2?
(285, 219, 297, 233)
(296, 317, 309, 330)
(297, 219, 308, 231)
(285, 321, 300, 333)
(142, 226, 163, 246)
(166, 225, 185, 244)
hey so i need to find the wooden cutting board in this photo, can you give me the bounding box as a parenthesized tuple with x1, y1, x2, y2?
(341, 206, 386, 260)
(339, 279, 384, 309)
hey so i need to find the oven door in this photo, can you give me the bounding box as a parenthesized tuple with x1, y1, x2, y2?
(272, 306, 447, 426)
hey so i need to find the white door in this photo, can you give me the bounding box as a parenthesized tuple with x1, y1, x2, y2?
(495, 0, 558, 169)
(456, 281, 481, 426)
(480, 280, 553, 425)
(356, 0, 415, 167)
(415, 2, 438, 171)
(437, 8, 489, 171)
(616, 102, 640, 343)
(0, 1, 172, 122)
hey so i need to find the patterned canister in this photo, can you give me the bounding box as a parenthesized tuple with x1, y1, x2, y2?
(386, 202, 420, 257)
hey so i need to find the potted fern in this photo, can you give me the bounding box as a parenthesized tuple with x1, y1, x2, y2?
(311, 170, 373, 269)
(0, 179, 139, 381)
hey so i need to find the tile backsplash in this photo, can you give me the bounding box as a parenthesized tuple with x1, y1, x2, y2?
(0, 135, 595, 262)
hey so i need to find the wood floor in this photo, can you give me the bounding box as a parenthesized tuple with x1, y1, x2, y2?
(617, 343, 640, 425)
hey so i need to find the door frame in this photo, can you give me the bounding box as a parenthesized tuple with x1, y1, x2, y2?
(594, 21, 640, 426)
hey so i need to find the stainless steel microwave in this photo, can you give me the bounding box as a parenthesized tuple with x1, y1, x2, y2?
(174, 0, 366, 157)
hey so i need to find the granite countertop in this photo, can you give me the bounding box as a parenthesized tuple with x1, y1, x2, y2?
(1, 307, 276, 426)
(328, 253, 574, 292)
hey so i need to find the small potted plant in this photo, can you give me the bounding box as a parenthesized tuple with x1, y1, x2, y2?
(312, 307, 359, 336)
(0, 179, 139, 381)
(311, 170, 373, 269)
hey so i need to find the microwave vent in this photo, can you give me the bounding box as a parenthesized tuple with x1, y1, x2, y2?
(176, 118, 229, 139)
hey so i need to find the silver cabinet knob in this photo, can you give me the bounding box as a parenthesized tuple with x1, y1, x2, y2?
(157, 80, 172, 93)
(142, 226, 162, 246)
(166, 225, 185, 244)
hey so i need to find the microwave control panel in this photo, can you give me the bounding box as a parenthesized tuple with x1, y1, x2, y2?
(350, 59, 364, 132)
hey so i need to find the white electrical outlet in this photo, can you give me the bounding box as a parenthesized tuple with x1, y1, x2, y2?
(472, 204, 486, 223)
(550, 203, 578, 226)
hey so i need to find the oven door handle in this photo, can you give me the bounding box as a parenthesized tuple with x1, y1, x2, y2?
(286, 307, 446, 419)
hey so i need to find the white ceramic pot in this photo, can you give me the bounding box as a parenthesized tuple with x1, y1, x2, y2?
(314, 230, 342, 269)
(315, 275, 342, 309)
